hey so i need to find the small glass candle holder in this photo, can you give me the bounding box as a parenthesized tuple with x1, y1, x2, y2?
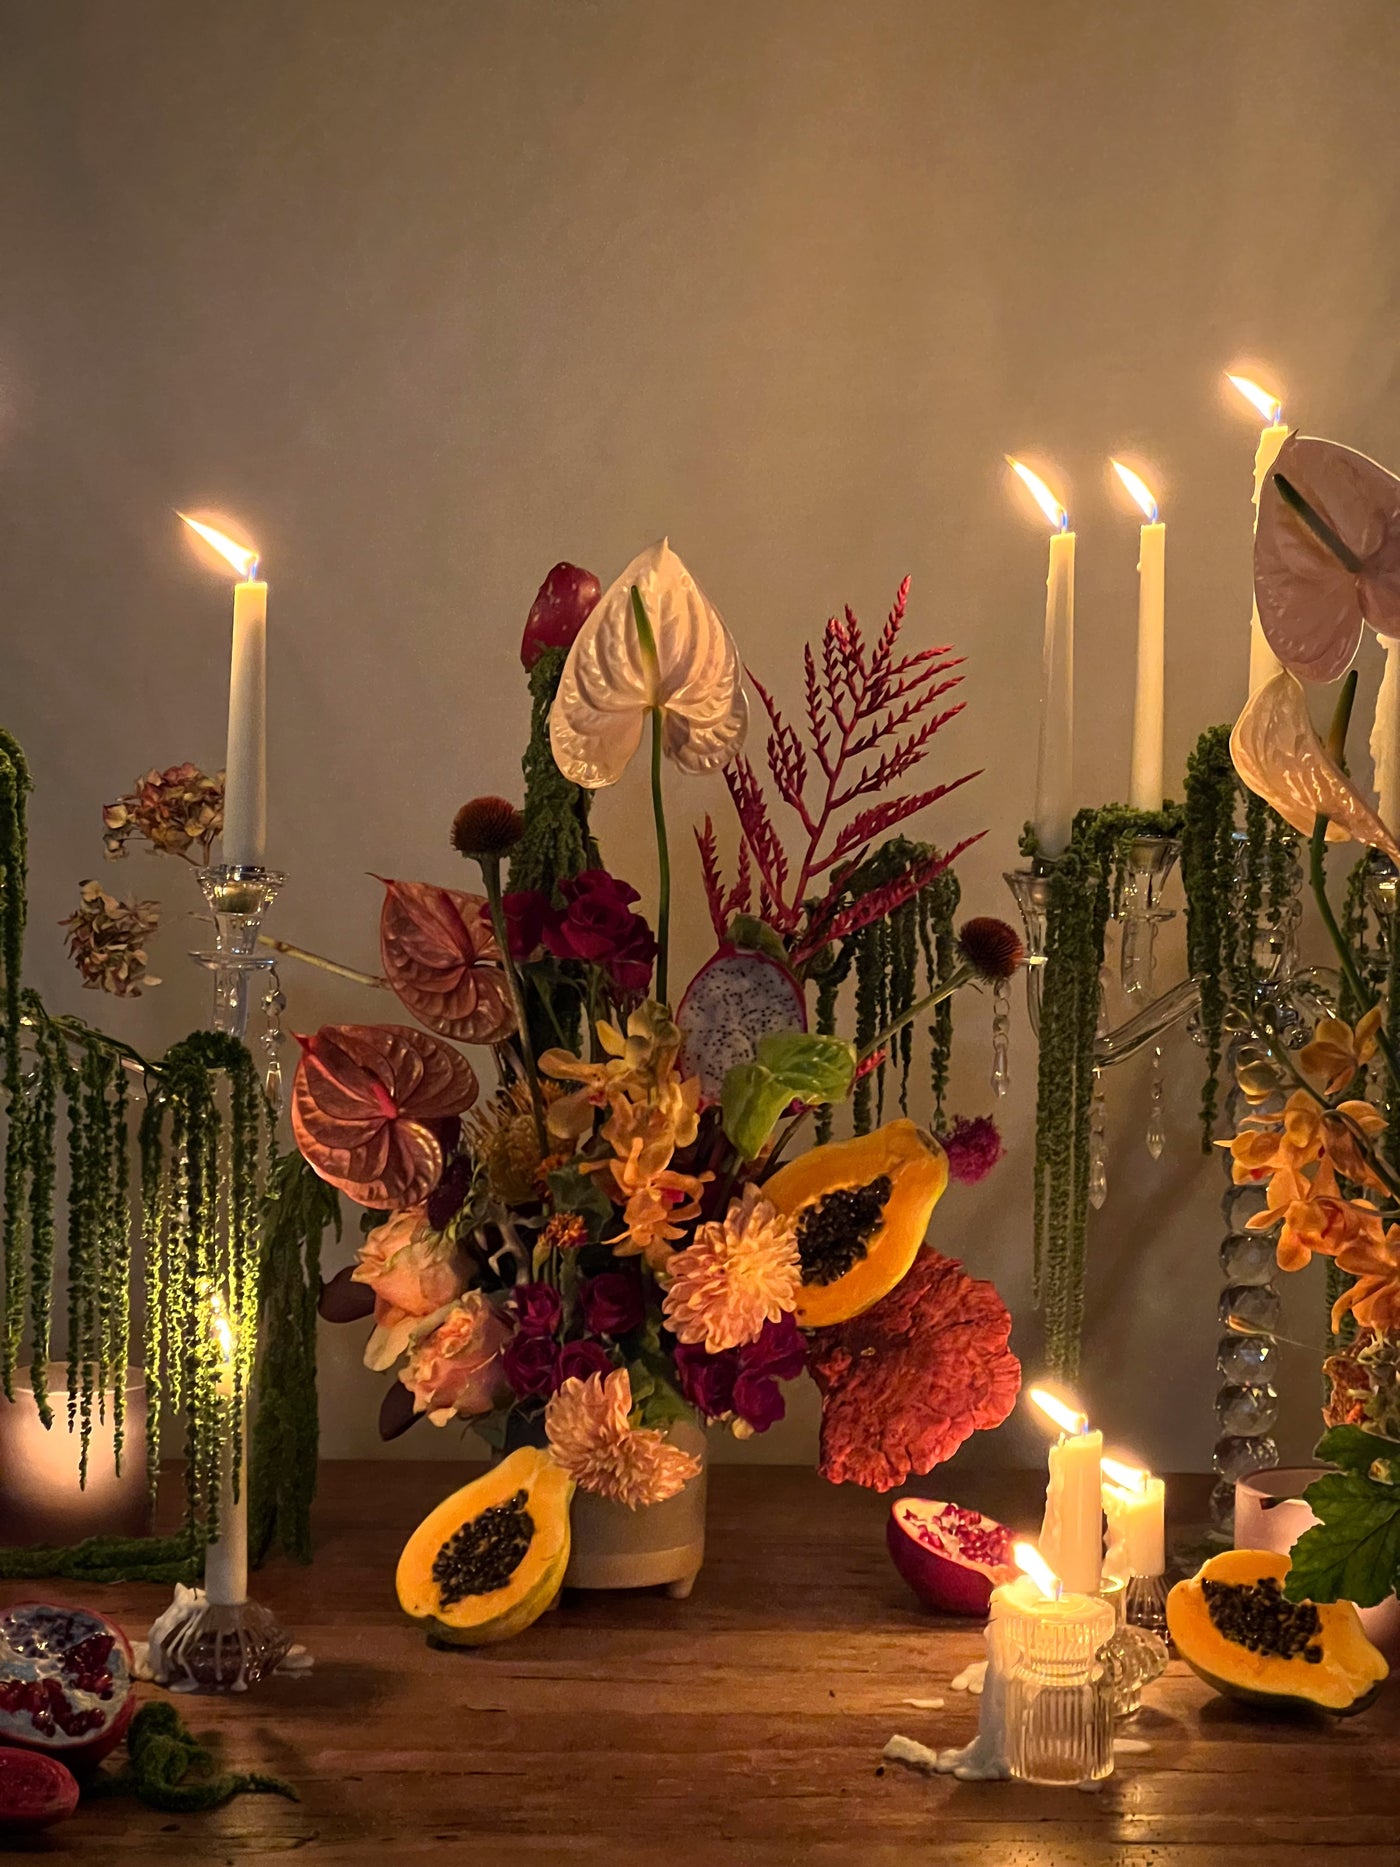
(1004, 1592, 1115, 1786)
(1097, 1575, 1169, 1718)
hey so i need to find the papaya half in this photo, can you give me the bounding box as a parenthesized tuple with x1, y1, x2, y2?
(763, 1118, 948, 1328)
(396, 1446, 574, 1646)
(1167, 1548, 1388, 1715)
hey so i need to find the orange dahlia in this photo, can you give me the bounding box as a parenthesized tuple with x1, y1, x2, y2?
(544, 1367, 700, 1509)
(662, 1185, 800, 1352)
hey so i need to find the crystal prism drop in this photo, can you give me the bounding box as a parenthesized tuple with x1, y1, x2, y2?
(1212, 1433, 1279, 1483)
(990, 977, 1011, 1099)
(1218, 1283, 1281, 1334)
(1216, 1382, 1279, 1435)
(1088, 1068, 1108, 1210)
(1218, 1231, 1275, 1285)
(1145, 1044, 1165, 1159)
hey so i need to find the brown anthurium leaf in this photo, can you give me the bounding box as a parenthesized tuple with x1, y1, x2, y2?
(291, 1022, 479, 1208)
(378, 878, 515, 1044)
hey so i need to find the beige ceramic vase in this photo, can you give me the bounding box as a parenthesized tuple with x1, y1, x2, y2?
(563, 1418, 708, 1598)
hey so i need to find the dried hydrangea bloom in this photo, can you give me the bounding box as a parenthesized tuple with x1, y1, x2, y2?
(544, 1366, 700, 1508)
(60, 880, 161, 996)
(662, 1184, 800, 1352)
(102, 762, 223, 862)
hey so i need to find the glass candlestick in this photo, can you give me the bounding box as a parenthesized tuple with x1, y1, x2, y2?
(145, 862, 294, 1693)
(1117, 836, 1179, 998)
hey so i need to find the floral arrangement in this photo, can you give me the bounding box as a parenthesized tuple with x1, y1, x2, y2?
(1224, 432, 1400, 1609)
(298, 541, 1023, 1505)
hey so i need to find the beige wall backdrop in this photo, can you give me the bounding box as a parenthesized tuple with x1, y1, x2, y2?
(4, 0, 1400, 1472)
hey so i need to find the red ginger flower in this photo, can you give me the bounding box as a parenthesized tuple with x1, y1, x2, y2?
(807, 1247, 1019, 1490)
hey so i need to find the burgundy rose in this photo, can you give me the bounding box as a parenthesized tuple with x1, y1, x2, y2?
(541, 870, 657, 996)
(674, 1316, 805, 1430)
(503, 889, 552, 962)
(557, 1339, 616, 1384)
(502, 1330, 562, 1399)
(673, 1341, 738, 1420)
(580, 1271, 646, 1338)
(520, 562, 602, 671)
(512, 1282, 563, 1336)
(744, 1314, 806, 1379)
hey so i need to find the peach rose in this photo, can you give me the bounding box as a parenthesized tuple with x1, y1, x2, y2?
(400, 1293, 514, 1425)
(352, 1206, 464, 1371)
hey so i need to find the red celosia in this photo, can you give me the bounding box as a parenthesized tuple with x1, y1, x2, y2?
(697, 579, 983, 957)
(807, 1247, 1020, 1490)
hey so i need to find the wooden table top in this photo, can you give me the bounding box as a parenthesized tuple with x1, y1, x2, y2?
(2, 1461, 1397, 1864)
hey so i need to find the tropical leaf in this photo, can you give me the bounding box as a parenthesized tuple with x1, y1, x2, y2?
(378, 878, 514, 1044)
(290, 1023, 478, 1208)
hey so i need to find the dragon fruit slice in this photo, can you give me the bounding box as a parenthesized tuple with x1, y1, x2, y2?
(677, 945, 807, 1103)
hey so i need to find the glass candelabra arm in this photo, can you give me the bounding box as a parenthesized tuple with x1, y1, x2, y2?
(1004, 859, 1198, 1066)
(1093, 976, 1201, 1067)
(1116, 836, 1180, 998)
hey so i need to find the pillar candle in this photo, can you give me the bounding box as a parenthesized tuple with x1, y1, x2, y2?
(1102, 1475, 1166, 1581)
(1040, 1425, 1104, 1596)
(224, 576, 268, 867)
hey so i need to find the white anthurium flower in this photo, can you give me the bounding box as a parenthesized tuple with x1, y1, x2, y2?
(1231, 670, 1400, 862)
(549, 538, 749, 788)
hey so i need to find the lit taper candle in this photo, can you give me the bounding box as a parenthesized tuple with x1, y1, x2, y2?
(1009, 461, 1075, 857)
(1226, 373, 1289, 697)
(180, 514, 267, 867)
(1111, 462, 1165, 811)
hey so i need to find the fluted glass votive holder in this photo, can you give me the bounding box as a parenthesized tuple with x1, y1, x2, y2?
(1004, 1591, 1116, 1786)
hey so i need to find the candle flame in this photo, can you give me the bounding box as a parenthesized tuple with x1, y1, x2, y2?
(1101, 1456, 1149, 1492)
(1111, 460, 1159, 524)
(1028, 1385, 1088, 1437)
(1013, 1541, 1063, 1602)
(1007, 459, 1069, 532)
(1226, 373, 1283, 426)
(179, 513, 260, 581)
(208, 1292, 236, 1366)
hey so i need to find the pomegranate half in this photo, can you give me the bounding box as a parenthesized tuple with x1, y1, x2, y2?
(0, 1603, 135, 1772)
(887, 1498, 1017, 1616)
(0, 1747, 80, 1831)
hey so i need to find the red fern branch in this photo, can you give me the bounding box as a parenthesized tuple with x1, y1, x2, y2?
(714, 578, 981, 955)
(694, 817, 729, 942)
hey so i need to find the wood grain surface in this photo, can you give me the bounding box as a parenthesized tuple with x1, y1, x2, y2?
(2, 1463, 1396, 1864)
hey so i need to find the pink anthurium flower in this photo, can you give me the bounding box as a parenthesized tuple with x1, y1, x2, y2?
(1231, 670, 1400, 863)
(1254, 434, 1400, 683)
(549, 539, 748, 789)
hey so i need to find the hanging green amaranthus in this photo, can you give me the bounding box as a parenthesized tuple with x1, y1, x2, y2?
(1181, 723, 1297, 1146)
(1026, 803, 1181, 1379)
(810, 836, 959, 1140)
(249, 1149, 340, 1566)
(0, 728, 31, 1400)
(0, 728, 300, 1582)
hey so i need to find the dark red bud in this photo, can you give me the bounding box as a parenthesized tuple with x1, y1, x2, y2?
(521, 562, 602, 669)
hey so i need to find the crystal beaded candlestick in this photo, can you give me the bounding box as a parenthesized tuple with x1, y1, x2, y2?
(144, 862, 294, 1693)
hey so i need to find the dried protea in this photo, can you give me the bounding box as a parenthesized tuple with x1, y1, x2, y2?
(450, 796, 525, 861)
(60, 881, 161, 996)
(956, 916, 1023, 983)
